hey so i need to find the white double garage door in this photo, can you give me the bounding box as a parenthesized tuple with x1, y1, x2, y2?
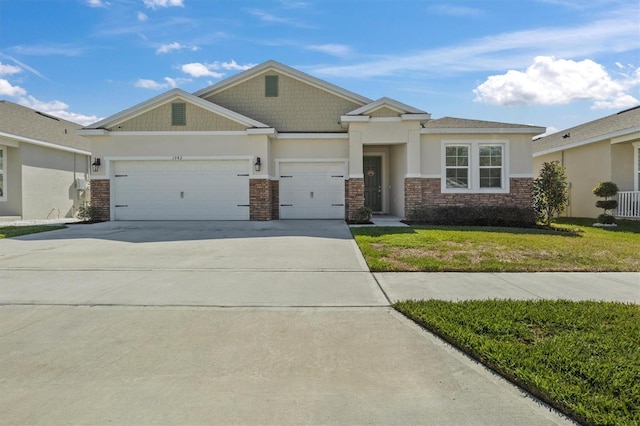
(112, 160, 345, 220)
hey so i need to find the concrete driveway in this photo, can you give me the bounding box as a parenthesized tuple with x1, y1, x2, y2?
(0, 221, 573, 425)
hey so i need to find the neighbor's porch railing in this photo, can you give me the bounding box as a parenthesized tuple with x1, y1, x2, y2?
(616, 191, 640, 218)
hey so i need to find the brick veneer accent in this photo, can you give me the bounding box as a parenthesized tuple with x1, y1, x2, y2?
(345, 178, 364, 220)
(270, 180, 279, 220)
(411, 177, 533, 210)
(404, 178, 423, 213)
(90, 179, 110, 221)
(250, 179, 272, 221)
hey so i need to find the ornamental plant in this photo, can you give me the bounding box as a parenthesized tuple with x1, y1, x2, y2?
(593, 181, 619, 224)
(533, 161, 569, 227)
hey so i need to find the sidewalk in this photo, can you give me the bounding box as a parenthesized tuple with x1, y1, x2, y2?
(376, 272, 640, 303)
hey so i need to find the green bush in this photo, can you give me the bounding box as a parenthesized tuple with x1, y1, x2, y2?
(406, 205, 536, 227)
(352, 206, 372, 224)
(593, 182, 619, 224)
(598, 214, 616, 224)
(76, 204, 101, 222)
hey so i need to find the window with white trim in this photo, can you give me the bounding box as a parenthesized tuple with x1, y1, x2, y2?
(445, 145, 469, 189)
(442, 141, 508, 193)
(0, 146, 5, 199)
(636, 145, 640, 191)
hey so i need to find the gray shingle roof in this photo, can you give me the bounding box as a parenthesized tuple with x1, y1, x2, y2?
(424, 116, 543, 130)
(0, 100, 90, 151)
(532, 105, 640, 154)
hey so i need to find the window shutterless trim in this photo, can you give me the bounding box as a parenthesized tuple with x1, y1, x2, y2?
(171, 102, 186, 126)
(265, 75, 278, 97)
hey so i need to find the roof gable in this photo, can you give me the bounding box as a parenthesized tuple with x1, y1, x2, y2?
(85, 88, 269, 130)
(194, 60, 372, 106)
(346, 97, 428, 116)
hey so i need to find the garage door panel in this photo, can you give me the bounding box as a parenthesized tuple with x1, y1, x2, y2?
(113, 160, 249, 221)
(279, 162, 345, 220)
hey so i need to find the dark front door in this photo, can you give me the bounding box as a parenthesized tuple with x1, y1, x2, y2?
(364, 156, 382, 211)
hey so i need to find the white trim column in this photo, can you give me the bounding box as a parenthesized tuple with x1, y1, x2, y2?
(349, 131, 363, 178)
(406, 129, 421, 177)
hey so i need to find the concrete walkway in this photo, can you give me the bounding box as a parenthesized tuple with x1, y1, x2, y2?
(0, 220, 601, 425)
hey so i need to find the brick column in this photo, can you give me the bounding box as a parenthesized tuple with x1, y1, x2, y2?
(345, 178, 364, 220)
(90, 179, 110, 221)
(404, 177, 423, 214)
(250, 179, 272, 221)
(270, 180, 279, 220)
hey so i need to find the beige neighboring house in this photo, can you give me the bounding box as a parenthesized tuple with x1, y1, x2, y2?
(79, 60, 544, 221)
(533, 106, 640, 219)
(0, 100, 91, 221)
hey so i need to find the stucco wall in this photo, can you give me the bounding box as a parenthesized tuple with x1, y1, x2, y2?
(421, 133, 533, 176)
(20, 144, 89, 219)
(611, 143, 635, 191)
(534, 140, 611, 218)
(390, 144, 407, 217)
(204, 71, 362, 132)
(0, 146, 22, 216)
(110, 102, 246, 132)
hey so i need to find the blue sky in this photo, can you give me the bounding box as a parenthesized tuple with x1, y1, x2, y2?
(0, 0, 638, 134)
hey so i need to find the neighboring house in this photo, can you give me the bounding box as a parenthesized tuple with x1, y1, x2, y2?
(533, 106, 640, 219)
(0, 100, 91, 220)
(79, 60, 544, 221)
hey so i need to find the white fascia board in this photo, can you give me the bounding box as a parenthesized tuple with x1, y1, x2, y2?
(347, 97, 427, 115)
(0, 131, 91, 155)
(77, 129, 110, 136)
(402, 113, 431, 121)
(421, 127, 546, 135)
(340, 115, 370, 123)
(276, 133, 349, 139)
(106, 131, 249, 137)
(533, 126, 640, 157)
(246, 128, 277, 135)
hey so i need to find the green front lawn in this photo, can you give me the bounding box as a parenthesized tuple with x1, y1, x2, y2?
(0, 225, 67, 239)
(351, 218, 640, 272)
(395, 299, 640, 426)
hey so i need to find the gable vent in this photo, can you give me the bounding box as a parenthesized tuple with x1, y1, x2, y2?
(171, 102, 186, 126)
(265, 75, 279, 97)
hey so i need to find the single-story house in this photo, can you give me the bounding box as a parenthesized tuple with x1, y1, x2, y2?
(0, 100, 91, 220)
(532, 105, 640, 219)
(79, 60, 544, 221)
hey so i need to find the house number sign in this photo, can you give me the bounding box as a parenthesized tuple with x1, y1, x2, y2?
(172, 156, 183, 160)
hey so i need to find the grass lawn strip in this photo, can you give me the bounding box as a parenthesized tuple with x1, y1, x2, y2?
(352, 218, 640, 272)
(0, 225, 67, 238)
(394, 299, 640, 426)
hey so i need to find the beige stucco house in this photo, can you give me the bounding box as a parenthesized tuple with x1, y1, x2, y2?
(0, 100, 91, 220)
(533, 106, 640, 219)
(79, 60, 544, 221)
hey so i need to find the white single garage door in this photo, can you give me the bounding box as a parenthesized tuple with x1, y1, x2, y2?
(279, 161, 345, 219)
(112, 160, 250, 220)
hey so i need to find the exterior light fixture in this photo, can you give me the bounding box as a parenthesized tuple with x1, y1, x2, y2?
(91, 158, 101, 172)
(254, 157, 261, 172)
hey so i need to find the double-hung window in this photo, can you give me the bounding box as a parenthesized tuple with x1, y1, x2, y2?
(442, 141, 508, 193)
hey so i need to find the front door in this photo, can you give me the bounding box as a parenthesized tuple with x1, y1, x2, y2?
(363, 156, 382, 211)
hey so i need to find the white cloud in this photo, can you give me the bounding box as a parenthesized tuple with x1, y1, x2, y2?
(247, 8, 315, 28)
(137, 11, 148, 22)
(134, 76, 191, 89)
(473, 56, 640, 109)
(0, 78, 27, 96)
(307, 44, 351, 57)
(86, 0, 109, 7)
(310, 5, 639, 78)
(0, 62, 22, 75)
(143, 0, 184, 9)
(18, 96, 100, 126)
(180, 60, 255, 78)
(156, 42, 199, 54)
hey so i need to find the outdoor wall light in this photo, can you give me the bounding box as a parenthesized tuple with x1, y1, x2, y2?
(254, 157, 261, 172)
(91, 158, 101, 172)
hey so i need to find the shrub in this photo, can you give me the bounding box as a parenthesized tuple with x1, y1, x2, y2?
(533, 161, 569, 227)
(593, 181, 618, 223)
(76, 204, 101, 222)
(352, 206, 372, 224)
(406, 205, 536, 227)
